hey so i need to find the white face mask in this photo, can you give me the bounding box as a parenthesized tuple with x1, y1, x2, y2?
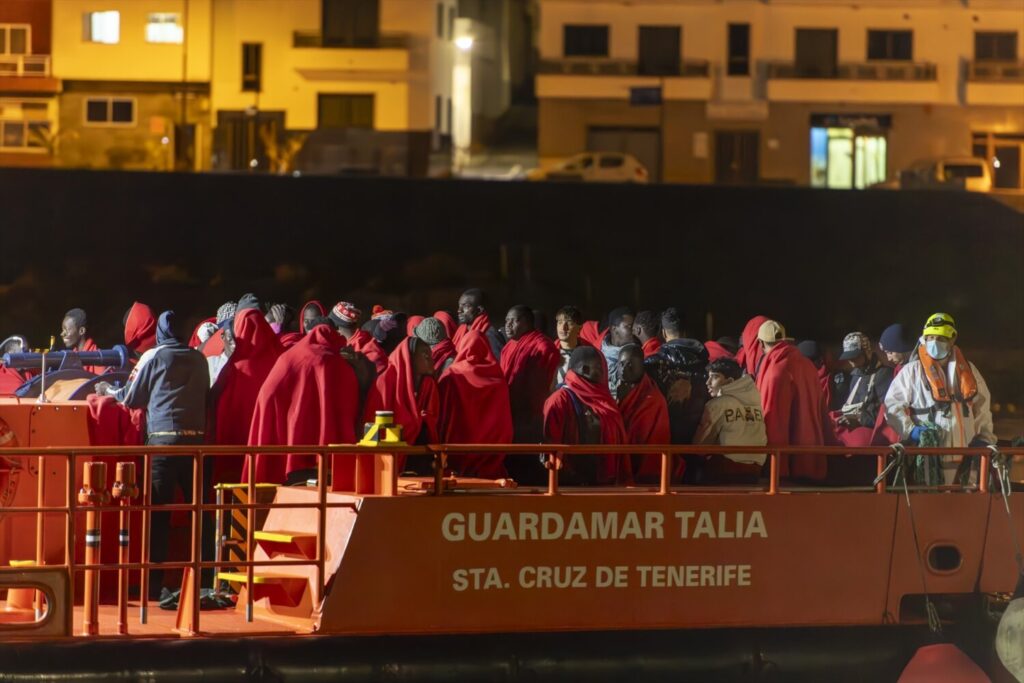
(923, 338, 951, 361)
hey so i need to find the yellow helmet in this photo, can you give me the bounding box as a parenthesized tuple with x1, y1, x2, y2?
(922, 312, 957, 339)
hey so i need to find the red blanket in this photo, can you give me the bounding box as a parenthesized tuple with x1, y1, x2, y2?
(619, 373, 671, 481)
(641, 337, 662, 358)
(452, 312, 494, 357)
(439, 331, 513, 478)
(578, 320, 608, 348)
(433, 311, 457, 339)
(431, 338, 456, 372)
(124, 302, 157, 354)
(350, 329, 387, 374)
(365, 338, 440, 470)
(543, 370, 626, 484)
(0, 365, 24, 395)
(736, 315, 769, 376)
(212, 310, 282, 483)
(245, 325, 359, 485)
(406, 315, 425, 337)
(755, 341, 827, 480)
(501, 330, 560, 443)
(704, 341, 734, 362)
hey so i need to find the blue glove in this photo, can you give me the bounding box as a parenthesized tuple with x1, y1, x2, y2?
(909, 426, 925, 444)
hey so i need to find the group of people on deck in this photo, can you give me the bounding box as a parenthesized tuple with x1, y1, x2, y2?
(0, 297, 996, 491)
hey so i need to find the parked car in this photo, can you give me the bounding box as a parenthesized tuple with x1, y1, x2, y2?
(873, 157, 993, 192)
(527, 152, 650, 183)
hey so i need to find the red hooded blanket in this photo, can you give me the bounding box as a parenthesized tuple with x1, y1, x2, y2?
(245, 325, 359, 485)
(543, 370, 626, 484)
(439, 331, 513, 478)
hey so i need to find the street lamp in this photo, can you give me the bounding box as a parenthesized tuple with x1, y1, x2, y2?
(452, 33, 474, 175)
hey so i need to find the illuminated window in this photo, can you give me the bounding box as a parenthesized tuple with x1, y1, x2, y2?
(84, 96, 135, 126)
(83, 11, 120, 44)
(146, 13, 183, 44)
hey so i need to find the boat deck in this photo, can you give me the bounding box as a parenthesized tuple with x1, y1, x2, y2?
(62, 603, 302, 638)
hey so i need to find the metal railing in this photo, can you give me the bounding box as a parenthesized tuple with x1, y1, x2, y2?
(291, 30, 409, 49)
(0, 54, 51, 77)
(0, 443, 1017, 638)
(762, 60, 936, 81)
(538, 57, 710, 78)
(967, 60, 1024, 82)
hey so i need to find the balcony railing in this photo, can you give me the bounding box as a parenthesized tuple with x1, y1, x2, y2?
(763, 60, 936, 81)
(292, 30, 409, 49)
(0, 54, 51, 77)
(538, 57, 710, 78)
(967, 60, 1024, 82)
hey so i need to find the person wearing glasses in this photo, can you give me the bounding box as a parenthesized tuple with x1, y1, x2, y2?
(883, 313, 995, 486)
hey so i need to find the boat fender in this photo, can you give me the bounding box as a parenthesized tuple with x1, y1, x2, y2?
(897, 643, 990, 682)
(996, 572, 1024, 682)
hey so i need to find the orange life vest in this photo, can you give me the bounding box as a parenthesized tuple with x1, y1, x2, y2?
(917, 345, 978, 404)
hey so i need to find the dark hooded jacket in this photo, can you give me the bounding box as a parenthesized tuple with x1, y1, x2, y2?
(122, 311, 210, 435)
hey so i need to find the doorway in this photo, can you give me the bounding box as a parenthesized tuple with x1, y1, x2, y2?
(973, 132, 1024, 189)
(714, 131, 759, 185)
(811, 127, 887, 189)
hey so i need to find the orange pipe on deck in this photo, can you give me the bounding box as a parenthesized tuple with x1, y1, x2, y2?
(78, 461, 108, 636)
(768, 451, 778, 495)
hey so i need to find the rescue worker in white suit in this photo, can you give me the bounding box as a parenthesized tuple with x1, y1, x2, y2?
(883, 313, 996, 485)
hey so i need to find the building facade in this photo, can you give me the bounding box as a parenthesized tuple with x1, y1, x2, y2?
(0, 0, 60, 168)
(50, 0, 212, 171)
(44, 0, 459, 175)
(536, 0, 1024, 187)
(209, 0, 456, 175)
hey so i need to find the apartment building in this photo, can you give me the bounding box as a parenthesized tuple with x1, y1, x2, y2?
(209, 0, 456, 175)
(536, 0, 1024, 187)
(45, 0, 461, 175)
(0, 0, 60, 167)
(50, 0, 212, 170)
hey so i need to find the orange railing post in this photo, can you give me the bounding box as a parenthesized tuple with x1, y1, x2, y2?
(34, 454, 45, 620)
(546, 451, 560, 496)
(317, 451, 327, 604)
(767, 450, 779, 495)
(979, 449, 990, 493)
(433, 450, 446, 497)
(876, 453, 886, 494)
(245, 452, 255, 623)
(78, 461, 109, 635)
(111, 462, 138, 635)
(659, 452, 671, 495)
(190, 451, 203, 635)
(139, 454, 152, 625)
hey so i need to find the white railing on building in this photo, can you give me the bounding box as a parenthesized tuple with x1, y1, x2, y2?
(538, 57, 710, 78)
(0, 54, 51, 78)
(967, 60, 1024, 82)
(761, 60, 936, 81)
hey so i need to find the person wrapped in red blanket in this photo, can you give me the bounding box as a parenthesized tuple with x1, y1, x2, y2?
(245, 322, 360, 486)
(439, 330, 513, 479)
(543, 346, 626, 485)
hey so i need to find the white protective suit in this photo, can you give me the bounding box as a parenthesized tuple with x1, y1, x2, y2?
(883, 354, 995, 484)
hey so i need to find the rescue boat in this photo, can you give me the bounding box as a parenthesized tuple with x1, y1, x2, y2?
(0, 350, 1021, 681)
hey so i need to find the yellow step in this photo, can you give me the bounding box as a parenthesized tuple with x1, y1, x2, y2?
(217, 571, 307, 607)
(253, 530, 317, 559)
